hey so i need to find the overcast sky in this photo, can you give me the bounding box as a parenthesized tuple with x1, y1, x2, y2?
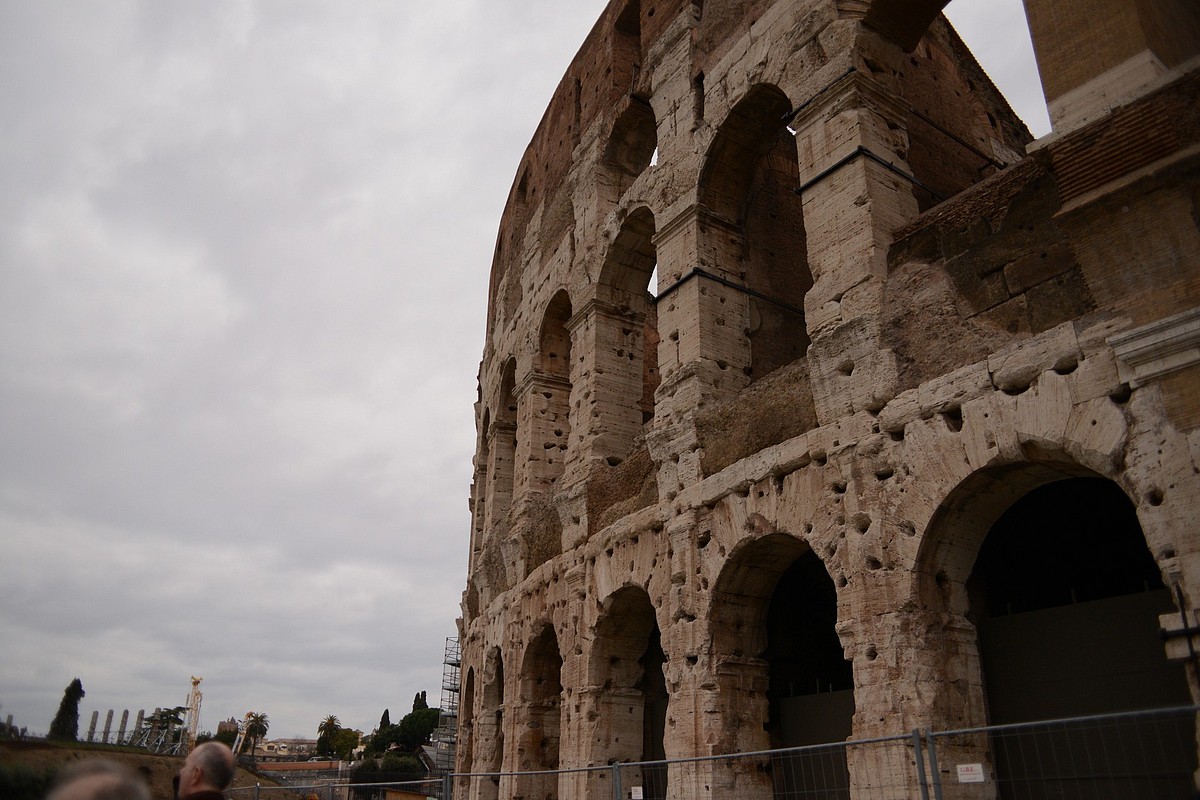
(0, 1, 1047, 741)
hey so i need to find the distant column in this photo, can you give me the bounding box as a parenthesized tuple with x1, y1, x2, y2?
(102, 710, 113, 743)
(87, 711, 98, 742)
(118, 710, 129, 744)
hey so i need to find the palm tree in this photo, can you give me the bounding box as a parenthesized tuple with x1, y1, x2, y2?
(246, 712, 269, 755)
(317, 714, 340, 756)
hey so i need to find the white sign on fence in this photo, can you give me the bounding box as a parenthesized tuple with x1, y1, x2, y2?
(956, 763, 986, 783)
(630, 787, 644, 799)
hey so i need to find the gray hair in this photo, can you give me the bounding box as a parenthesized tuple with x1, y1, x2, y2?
(191, 741, 236, 789)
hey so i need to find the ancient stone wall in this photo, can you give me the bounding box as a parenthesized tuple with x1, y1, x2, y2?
(457, 1, 1200, 797)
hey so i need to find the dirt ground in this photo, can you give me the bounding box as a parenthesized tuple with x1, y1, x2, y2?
(0, 739, 277, 798)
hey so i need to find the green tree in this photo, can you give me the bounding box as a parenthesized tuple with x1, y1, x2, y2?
(145, 706, 186, 730)
(47, 678, 85, 741)
(378, 708, 390, 730)
(331, 728, 360, 760)
(395, 707, 440, 750)
(246, 712, 269, 754)
(379, 752, 423, 778)
(412, 692, 427, 711)
(317, 714, 341, 756)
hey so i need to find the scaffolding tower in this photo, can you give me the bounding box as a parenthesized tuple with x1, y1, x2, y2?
(432, 637, 460, 771)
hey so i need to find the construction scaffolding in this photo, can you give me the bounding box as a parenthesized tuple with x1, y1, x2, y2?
(432, 637, 460, 771)
(127, 677, 203, 755)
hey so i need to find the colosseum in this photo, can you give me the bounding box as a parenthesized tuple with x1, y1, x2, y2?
(455, 1, 1200, 797)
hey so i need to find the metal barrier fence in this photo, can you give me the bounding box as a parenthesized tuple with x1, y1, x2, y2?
(228, 706, 1199, 800)
(227, 778, 443, 800)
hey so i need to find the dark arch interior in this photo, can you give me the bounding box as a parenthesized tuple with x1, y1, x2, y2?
(764, 549, 855, 748)
(970, 477, 1193, 798)
(590, 587, 667, 798)
(971, 477, 1164, 616)
(699, 85, 811, 383)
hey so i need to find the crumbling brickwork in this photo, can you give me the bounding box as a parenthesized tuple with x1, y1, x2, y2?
(457, 1, 1200, 798)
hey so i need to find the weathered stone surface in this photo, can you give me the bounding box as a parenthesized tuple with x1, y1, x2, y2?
(456, 1, 1200, 794)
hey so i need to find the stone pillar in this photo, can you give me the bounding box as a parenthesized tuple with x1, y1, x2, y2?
(792, 71, 919, 424)
(102, 709, 113, 744)
(570, 298, 649, 468)
(469, 706, 503, 800)
(843, 580, 994, 798)
(118, 710, 129, 744)
(87, 710, 98, 742)
(1024, 0, 1200, 131)
(653, 207, 752, 416)
(514, 372, 572, 499)
(483, 420, 516, 535)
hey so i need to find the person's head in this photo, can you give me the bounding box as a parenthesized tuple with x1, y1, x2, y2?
(47, 759, 151, 800)
(176, 741, 236, 797)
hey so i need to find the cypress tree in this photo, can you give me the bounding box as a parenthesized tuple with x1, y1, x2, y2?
(48, 678, 85, 741)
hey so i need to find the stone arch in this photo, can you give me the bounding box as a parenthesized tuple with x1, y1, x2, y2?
(586, 585, 667, 798)
(590, 207, 659, 463)
(474, 648, 505, 800)
(515, 623, 564, 799)
(917, 460, 1194, 793)
(490, 360, 518, 522)
(471, 409, 490, 574)
(708, 531, 853, 751)
(698, 83, 812, 384)
(459, 666, 476, 783)
(529, 290, 573, 491)
(603, 98, 657, 197)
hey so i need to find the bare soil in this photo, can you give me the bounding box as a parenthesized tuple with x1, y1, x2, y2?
(0, 739, 276, 798)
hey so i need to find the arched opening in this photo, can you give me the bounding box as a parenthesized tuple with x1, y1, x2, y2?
(516, 625, 563, 800)
(530, 291, 572, 492)
(459, 667, 476, 778)
(589, 586, 667, 799)
(614, 0, 642, 86)
(765, 551, 855, 748)
(478, 649, 505, 800)
(971, 477, 1185, 719)
(924, 466, 1195, 797)
(595, 207, 659, 462)
(604, 99, 657, 196)
(491, 360, 518, 520)
(471, 410, 490, 574)
(710, 533, 853, 797)
(699, 84, 811, 384)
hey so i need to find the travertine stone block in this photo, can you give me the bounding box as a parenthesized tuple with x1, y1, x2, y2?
(458, 1, 1200, 789)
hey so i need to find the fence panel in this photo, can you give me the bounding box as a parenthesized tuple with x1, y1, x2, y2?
(927, 706, 1199, 800)
(275, 706, 1197, 800)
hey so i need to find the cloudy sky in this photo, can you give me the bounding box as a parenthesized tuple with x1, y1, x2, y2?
(0, 1, 1048, 741)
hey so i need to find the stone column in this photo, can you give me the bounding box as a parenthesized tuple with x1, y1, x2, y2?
(483, 420, 516, 535)
(1024, 0, 1200, 131)
(569, 298, 650, 469)
(87, 710, 98, 743)
(792, 71, 919, 425)
(514, 372, 572, 499)
(647, 207, 754, 495)
(102, 709, 113, 744)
